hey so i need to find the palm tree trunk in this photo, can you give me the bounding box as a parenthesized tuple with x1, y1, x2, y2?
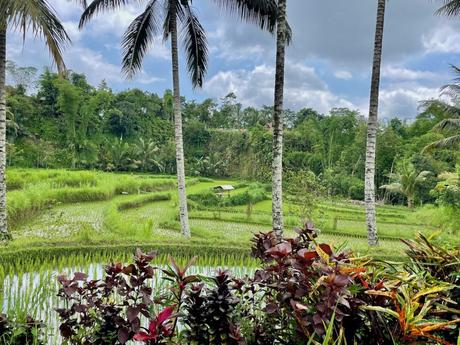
(170, 10, 190, 237)
(407, 196, 413, 209)
(272, 0, 287, 241)
(365, 0, 386, 246)
(0, 20, 8, 241)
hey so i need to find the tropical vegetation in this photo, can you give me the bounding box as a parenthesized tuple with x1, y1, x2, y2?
(0, 0, 459, 343)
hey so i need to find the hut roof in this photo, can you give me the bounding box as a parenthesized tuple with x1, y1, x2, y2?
(214, 185, 235, 191)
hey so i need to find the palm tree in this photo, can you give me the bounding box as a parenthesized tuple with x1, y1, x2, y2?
(106, 137, 134, 171)
(364, 0, 386, 246)
(0, 0, 70, 241)
(272, 0, 287, 240)
(380, 162, 430, 208)
(80, 0, 277, 238)
(134, 138, 163, 172)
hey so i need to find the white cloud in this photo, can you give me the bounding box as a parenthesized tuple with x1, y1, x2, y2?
(382, 66, 437, 81)
(422, 26, 460, 54)
(204, 62, 356, 113)
(148, 36, 171, 61)
(378, 85, 439, 119)
(65, 46, 162, 85)
(208, 26, 269, 62)
(63, 21, 83, 42)
(334, 70, 353, 80)
(50, 0, 82, 19)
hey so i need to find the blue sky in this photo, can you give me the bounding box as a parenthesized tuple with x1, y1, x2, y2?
(6, 0, 460, 119)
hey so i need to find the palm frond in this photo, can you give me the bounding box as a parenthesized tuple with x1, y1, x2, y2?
(419, 99, 460, 116)
(417, 171, 431, 181)
(448, 64, 460, 81)
(212, 0, 277, 31)
(379, 183, 402, 193)
(180, 3, 208, 88)
(163, 0, 185, 41)
(423, 135, 460, 152)
(440, 84, 460, 99)
(73, 0, 88, 8)
(79, 0, 135, 28)
(435, 0, 460, 17)
(121, 0, 160, 78)
(440, 65, 460, 99)
(7, 0, 70, 72)
(434, 118, 460, 131)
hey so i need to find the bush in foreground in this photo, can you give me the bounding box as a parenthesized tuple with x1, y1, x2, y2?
(49, 226, 460, 345)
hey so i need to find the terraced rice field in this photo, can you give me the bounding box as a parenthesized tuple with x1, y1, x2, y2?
(3, 168, 447, 262)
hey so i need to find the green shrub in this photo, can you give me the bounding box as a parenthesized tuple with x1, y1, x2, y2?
(221, 187, 267, 207)
(188, 183, 268, 208)
(188, 190, 220, 207)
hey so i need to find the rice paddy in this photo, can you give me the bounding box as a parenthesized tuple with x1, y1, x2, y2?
(0, 168, 454, 343)
(3, 168, 453, 263)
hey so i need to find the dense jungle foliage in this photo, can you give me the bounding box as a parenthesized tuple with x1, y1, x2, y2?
(5, 65, 459, 207)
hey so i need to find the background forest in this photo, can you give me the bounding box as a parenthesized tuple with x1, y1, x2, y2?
(5, 63, 459, 207)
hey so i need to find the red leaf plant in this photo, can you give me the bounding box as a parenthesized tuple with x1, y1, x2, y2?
(133, 307, 174, 344)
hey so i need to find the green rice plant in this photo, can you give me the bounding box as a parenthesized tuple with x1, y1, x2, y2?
(113, 177, 174, 195)
(49, 171, 99, 188)
(116, 193, 171, 211)
(197, 177, 215, 182)
(6, 170, 176, 228)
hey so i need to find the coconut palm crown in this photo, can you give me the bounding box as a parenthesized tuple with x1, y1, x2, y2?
(79, 0, 280, 86)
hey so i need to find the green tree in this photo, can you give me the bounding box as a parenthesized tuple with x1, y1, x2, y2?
(380, 162, 430, 208)
(0, 0, 70, 241)
(134, 138, 162, 172)
(5, 61, 38, 93)
(365, 0, 386, 246)
(56, 79, 80, 168)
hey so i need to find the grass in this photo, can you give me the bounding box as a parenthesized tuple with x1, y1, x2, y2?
(1, 168, 457, 274)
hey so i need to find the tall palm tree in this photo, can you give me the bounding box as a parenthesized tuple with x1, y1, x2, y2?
(0, 0, 70, 241)
(364, 0, 386, 247)
(380, 162, 430, 208)
(80, 0, 277, 238)
(272, 0, 287, 241)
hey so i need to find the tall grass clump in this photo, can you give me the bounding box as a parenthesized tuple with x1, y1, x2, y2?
(113, 176, 175, 194)
(6, 168, 63, 190)
(116, 193, 171, 211)
(49, 171, 99, 188)
(6, 169, 176, 228)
